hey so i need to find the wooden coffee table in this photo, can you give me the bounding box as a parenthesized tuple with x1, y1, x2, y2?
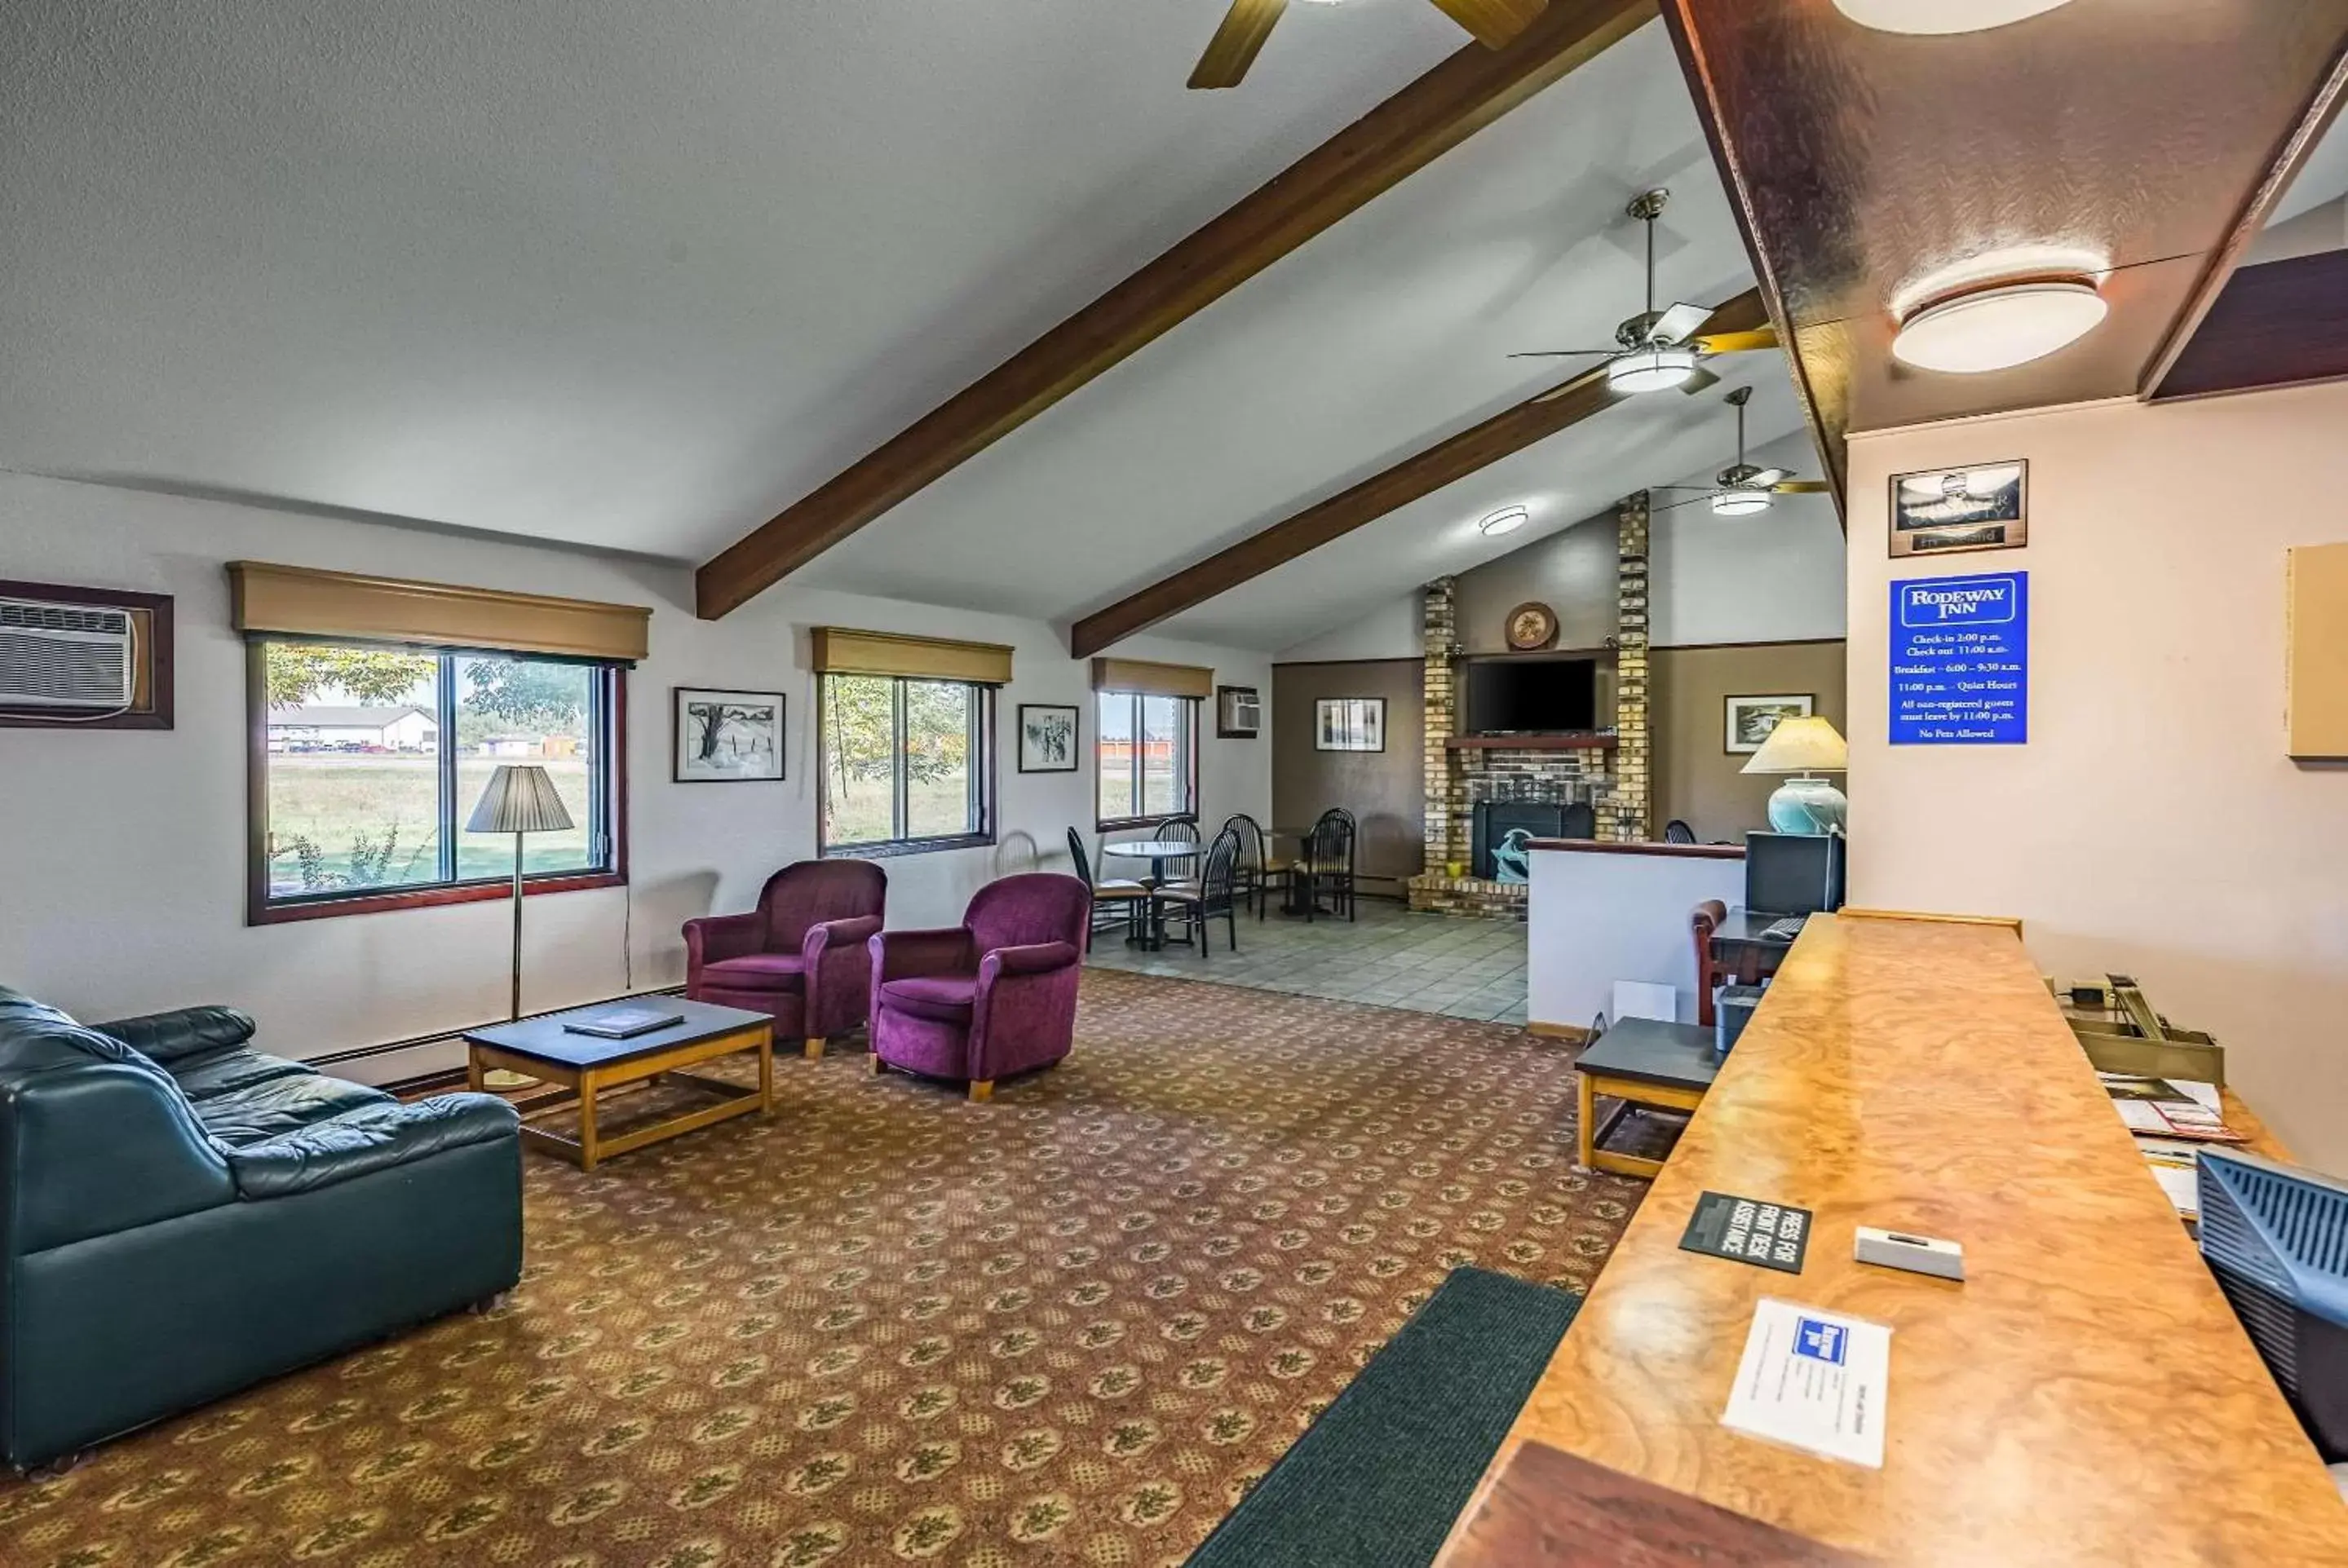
(462, 999, 775, 1170)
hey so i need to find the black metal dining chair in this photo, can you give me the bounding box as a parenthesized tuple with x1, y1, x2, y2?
(1066, 827, 1150, 953)
(1664, 819, 1698, 845)
(1220, 813, 1271, 919)
(1153, 826, 1242, 958)
(1151, 814, 1201, 881)
(1299, 808, 1357, 923)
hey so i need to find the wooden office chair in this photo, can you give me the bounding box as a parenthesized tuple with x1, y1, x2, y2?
(1691, 899, 1729, 1027)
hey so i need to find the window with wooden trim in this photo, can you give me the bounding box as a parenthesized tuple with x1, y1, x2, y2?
(1096, 691, 1198, 829)
(818, 674, 995, 855)
(249, 638, 623, 922)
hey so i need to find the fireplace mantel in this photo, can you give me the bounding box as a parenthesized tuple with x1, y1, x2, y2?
(1444, 733, 1617, 752)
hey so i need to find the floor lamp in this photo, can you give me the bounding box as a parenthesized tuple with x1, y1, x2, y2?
(467, 764, 574, 1087)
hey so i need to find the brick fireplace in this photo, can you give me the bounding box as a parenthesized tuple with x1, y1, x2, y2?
(1408, 493, 1652, 920)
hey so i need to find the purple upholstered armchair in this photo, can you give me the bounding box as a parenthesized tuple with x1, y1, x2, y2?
(866, 873, 1090, 1102)
(683, 860, 887, 1057)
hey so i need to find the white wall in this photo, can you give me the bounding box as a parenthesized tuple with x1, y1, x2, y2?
(1652, 433, 1846, 648)
(1276, 592, 1423, 664)
(0, 472, 1268, 1072)
(1844, 382, 2348, 1171)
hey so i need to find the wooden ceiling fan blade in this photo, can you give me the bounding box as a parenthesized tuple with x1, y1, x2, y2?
(1678, 366, 1722, 396)
(1691, 326, 1781, 355)
(1188, 0, 1287, 90)
(1771, 479, 1831, 493)
(1426, 0, 1548, 49)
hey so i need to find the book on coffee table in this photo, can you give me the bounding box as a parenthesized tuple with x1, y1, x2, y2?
(562, 1006, 686, 1040)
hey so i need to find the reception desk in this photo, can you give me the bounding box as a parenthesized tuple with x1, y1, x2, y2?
(1525, 840, 1743, 1031)
(1439, 912, 2348, 1566)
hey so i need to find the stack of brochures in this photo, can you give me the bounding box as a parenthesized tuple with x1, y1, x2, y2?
(2098, 1071, 2245, 1221)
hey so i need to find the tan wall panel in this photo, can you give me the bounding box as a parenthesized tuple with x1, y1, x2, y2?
(229, 561, 649, 661)
(2286, 543, 2348, 758)
(1651, 640, 1847, 841)
(1271, 658, 1426, 892)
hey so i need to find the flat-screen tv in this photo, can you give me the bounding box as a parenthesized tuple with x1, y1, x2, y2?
(1466, 658, 1597, 735)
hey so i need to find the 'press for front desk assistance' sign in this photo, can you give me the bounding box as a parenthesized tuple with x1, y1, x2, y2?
(1890, 570, 2027, 745)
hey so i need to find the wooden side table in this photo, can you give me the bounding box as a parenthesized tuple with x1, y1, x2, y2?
(1572, 1017, 1721, 1180)
(462, 999, 776, 1171)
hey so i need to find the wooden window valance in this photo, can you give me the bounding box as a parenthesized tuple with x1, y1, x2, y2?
(228, 562, 650, 664)
(1090, 656, 1212, 700)
(810, 627, 1013, 686)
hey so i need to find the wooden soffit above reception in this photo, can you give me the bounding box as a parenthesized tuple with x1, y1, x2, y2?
(1661, 1, 2348, 497)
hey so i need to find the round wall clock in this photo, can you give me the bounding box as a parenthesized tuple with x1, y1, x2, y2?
(1505, 601, 1559, 651)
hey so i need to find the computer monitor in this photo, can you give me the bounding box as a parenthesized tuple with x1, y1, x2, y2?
(1743, 832, 1845, 917)
(2197, 1148, 2348, 1462)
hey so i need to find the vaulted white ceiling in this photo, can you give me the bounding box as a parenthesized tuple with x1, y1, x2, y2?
(1, 2, 1807, 648)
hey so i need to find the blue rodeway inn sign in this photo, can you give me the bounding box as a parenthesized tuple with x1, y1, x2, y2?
(1890, 571, 2028, 745)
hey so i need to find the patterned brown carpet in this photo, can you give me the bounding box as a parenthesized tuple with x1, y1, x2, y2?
(0, 970, 1650, 1568)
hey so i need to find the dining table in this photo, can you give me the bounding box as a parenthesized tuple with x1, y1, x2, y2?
(1261, 827, 1324, 917)
(1099, 838, 1201, 949)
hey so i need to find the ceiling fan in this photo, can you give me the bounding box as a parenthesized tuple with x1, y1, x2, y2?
(1189, 0, 1546, 91)
(1652, 387, 1830, 516)
(1508, 189, 1781, 402)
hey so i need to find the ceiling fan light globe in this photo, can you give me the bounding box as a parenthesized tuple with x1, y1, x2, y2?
(1710, 489, 1773, 517)
(1892, 279, 2106, 373)
(1833, 0, 2074, 33)
(1607, 347, 1699, 394)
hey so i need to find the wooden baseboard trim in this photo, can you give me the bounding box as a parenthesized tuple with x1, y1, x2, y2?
(1527, 1020, 1590, 1043)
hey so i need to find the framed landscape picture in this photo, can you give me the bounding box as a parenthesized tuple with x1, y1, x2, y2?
(1315, 697, 1385, 753)
(1724, 693, 1812, 754)
(1890, 460, 2027, 558)
(1017, 704, 1079, 772)
(674, 687, 785, 782)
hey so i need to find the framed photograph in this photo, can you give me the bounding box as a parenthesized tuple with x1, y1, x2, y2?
(1725, 693, 1813, 754)
(673, 687, 784, 782)
(1890, 460, 2027, 558)
(1315, 696, 1386, 753)
(1216, 684, 1261, 740)
(1017, 703, 1079, 772)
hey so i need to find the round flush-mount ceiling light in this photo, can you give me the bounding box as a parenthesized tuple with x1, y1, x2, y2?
(1891, 278, 2107, 374)
(1478, 506, 1531, 537)
(1833, 0, 2075, 34)
(1607, 347, 1698, 394)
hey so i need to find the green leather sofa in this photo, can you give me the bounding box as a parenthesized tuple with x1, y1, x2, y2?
(0, 986, 522, 1473)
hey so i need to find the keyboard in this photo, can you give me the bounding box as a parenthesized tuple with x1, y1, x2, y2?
(1761, 916, 1808, 943)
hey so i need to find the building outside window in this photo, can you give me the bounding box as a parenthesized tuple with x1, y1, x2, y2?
(250, 638, 621, 919)
(1096, 690, 1197, 828)
(818, 674, 994, 854)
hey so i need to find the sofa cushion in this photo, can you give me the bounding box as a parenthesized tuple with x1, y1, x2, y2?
(168, 1048, 314, 1102)
(193, 1073, 391, 1147)
(880, 974, 978, 1024)
(700, 953, 807, 992)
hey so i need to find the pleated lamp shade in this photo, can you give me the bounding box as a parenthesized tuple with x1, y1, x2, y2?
(466, 764, 575, 835)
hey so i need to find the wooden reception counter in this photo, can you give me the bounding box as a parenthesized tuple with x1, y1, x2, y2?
(1437, 912, 2348, 1566)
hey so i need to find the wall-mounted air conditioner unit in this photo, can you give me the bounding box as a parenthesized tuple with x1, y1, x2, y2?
(0, 596, 135, 708)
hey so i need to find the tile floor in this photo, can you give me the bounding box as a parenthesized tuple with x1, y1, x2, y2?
(1082, 894, 1530, 1023)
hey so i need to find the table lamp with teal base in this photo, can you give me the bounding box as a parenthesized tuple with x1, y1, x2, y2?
(1740, 714, 1848, 835)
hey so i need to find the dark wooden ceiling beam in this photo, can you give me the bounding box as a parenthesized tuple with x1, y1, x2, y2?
(1068, 289, 1765, 657)
(694, 0, 1654, 620)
